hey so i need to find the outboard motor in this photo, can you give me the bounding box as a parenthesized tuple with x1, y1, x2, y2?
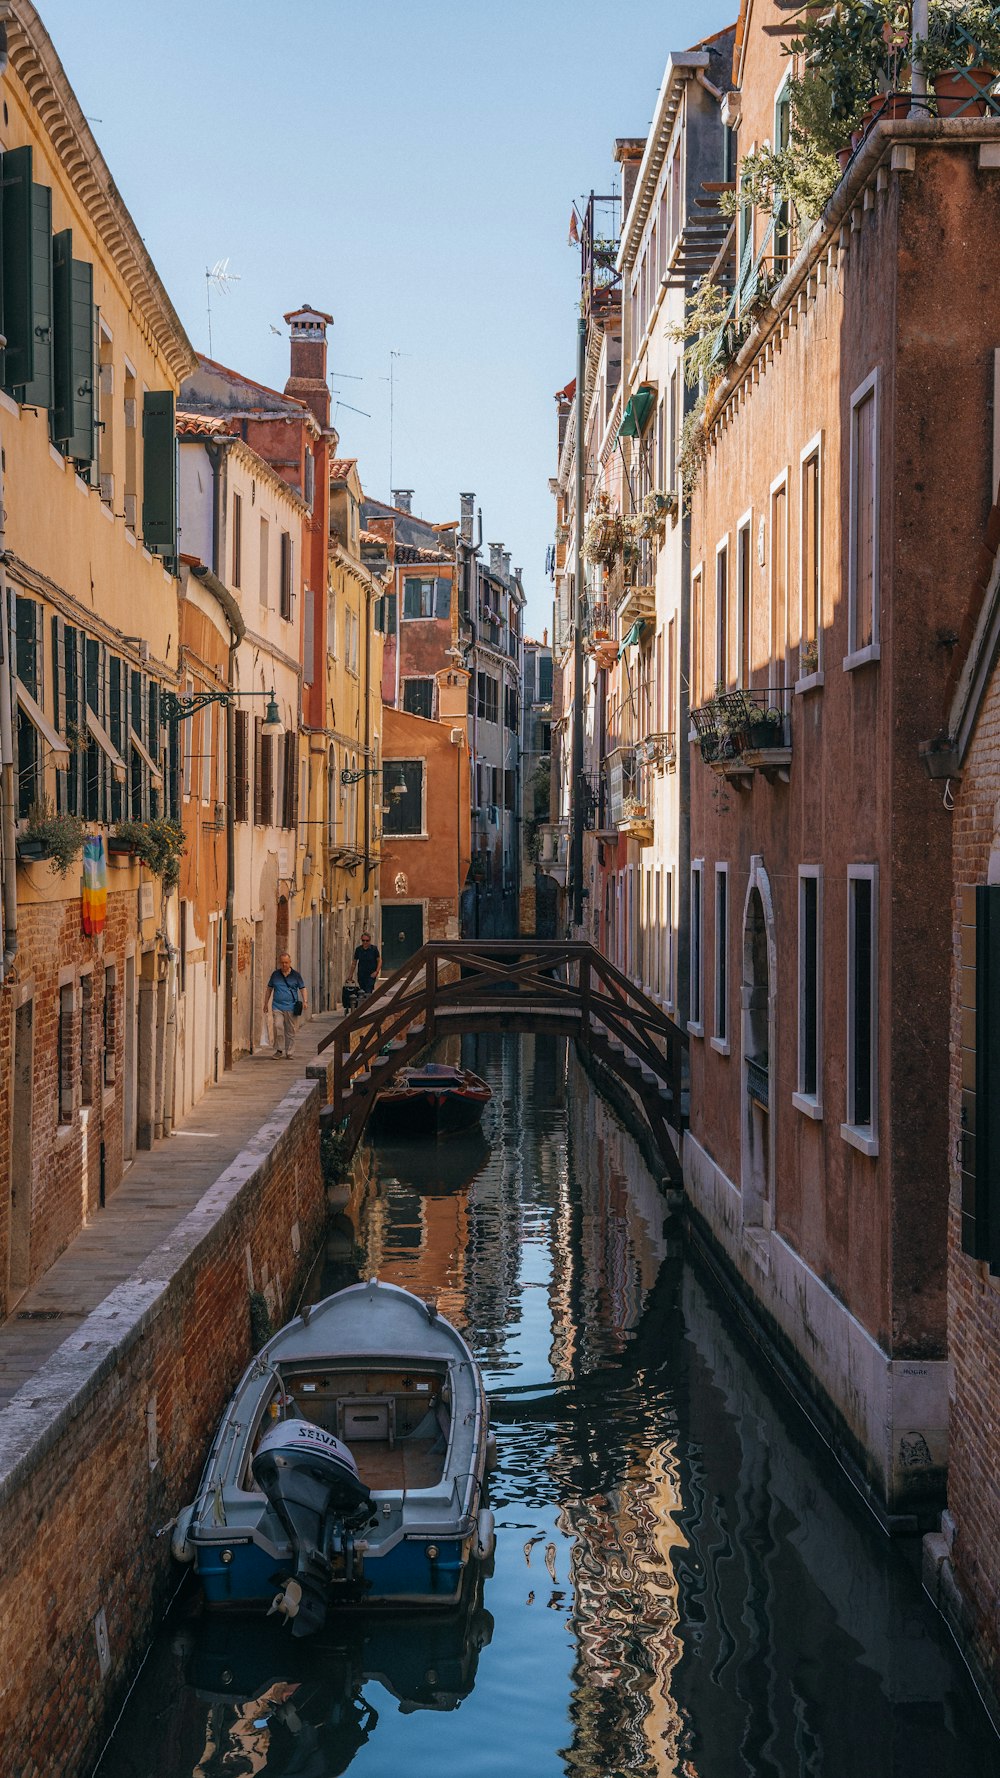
(252, 1418, 373, 1637)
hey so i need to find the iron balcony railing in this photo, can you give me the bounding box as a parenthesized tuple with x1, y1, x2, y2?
(690, 687, 792, 771)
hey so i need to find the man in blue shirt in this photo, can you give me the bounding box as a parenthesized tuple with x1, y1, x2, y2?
(264, 952, 307, 1058)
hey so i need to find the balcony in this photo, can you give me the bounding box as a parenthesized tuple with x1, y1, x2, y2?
(605, 745, 654, 844)
(581, 193, 622, 328)
(690, 688, 792, 784)
(538, 822, 569, 884)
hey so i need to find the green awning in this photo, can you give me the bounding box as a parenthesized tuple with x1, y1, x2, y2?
(618, 619, 646, 657)
(618, 386, 655, 438)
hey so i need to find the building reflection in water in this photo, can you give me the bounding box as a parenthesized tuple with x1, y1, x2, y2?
(98, 1034, 1000, 1778)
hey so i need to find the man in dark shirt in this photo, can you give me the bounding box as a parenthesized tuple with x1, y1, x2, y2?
(353, 931, 380, 997)
(264, 952, 307, 1058)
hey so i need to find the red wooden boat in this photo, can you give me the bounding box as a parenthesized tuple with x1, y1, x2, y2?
(371, 1063, 492, 1137)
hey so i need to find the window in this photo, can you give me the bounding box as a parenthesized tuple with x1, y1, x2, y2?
(668, 368, 679, 494)
(713, 865, 729, 1050)
(58, 984, 74, 1123)
(303, 587, 315, 686)
(304, 450, 315, 508)
(234, 710, 249, 822)
(476, 672, 499, 724)
(800, 437, 822, 678)
(736, 512, 752, 690)
(279, 531, 293, 621)
(383, 759, 423, 835)
(103, 965, 117, 1087)
(692, 566, 704, 706)
(689, 861, 704, 1034)
(280, 733, 298, 831)
(402, 576, 449, 619)
(538, 656, 553, 701)
(403, 678, 433, 720)
(959, 886, 1000, 1265)
(232, 493, 243, 589)
(848, 372, 879, 662)
(259, 516, 270, 607)
(770, 476, 789, 699)
(505, 685, 519, 731)
(774, 78, 793, 270)
(14, 596, 43, 819)
(664, 870, 674, 1009)
(715, 542, 729, 689)
(80, 973, 94, 1106)
(844, 866, 878, 1153)
(345, 607, 359, 674)
(796, 868, 822, 1115)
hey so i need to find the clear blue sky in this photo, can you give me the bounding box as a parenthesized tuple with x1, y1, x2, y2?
(42, 0, 733, 636)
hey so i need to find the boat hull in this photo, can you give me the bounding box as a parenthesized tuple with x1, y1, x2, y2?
(371, 1091, 488, 1137)
(196, 1531, 470, 1610)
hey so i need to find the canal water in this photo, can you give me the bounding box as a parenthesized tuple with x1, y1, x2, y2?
(99, 1034, 1000, 1777)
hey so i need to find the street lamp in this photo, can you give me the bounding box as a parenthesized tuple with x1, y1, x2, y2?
(341, 761, 405, 797)
(162, 686, 284, 736)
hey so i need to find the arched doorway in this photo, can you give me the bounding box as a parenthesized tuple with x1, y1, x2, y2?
(741, 860, 776, 1229)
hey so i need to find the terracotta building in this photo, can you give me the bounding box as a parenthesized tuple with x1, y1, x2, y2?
(0, 1, 195, 1310)
(683, 0, 1000, 1520)
(379, 705, 471, 970)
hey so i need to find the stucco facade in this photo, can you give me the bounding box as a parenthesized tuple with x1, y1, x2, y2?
(380, 704, 471, 968)
(0, 1, 196, 1311)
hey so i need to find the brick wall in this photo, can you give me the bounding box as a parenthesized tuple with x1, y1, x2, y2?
(939, 661, 1000, 1705)
(1, 887, 138, 1314)
(0, 1079, 325, 1778)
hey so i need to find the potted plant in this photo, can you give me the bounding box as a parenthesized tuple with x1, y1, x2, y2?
(800, 639, 820, 676)
(919, 2, 1000, 113)
(111, 818, 186, 891)
(621, 795, 648, 820)
(18, 798, 85, 875)
(583, 493, 623, 567)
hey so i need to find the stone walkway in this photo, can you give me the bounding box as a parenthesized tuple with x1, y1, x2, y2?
(0, 1015, 339, 1410)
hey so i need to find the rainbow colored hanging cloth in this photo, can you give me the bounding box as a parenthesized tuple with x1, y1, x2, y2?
(82, 835, 107, 936)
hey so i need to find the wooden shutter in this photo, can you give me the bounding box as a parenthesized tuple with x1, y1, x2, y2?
(280, 532, 293, 621)
(52, 232, 94, 459)
(142, 390, 177, 558)
(435, 578, 451, 618)
(854, 390, 875, 649)
(22, 181, 53, 409)
(289, 736, 299, 832)
(386, 592, 397, 633)
(1, 147, 35, 389)
(261, 733, 273, 826)
(234, 709, 249, 823)
(403, 578, 419, 619)
(253, 716, 263, 824)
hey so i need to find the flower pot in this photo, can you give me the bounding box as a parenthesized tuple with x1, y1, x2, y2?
(836, 144, 853, 172)
(107, 835, 139, 858)
(16, 837, 46, 864)
(933, 66, 997, 117)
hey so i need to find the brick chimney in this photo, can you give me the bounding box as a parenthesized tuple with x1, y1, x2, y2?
(283, 305, 332, 429)
(460, 492, 476, 543)
(614, 138, 647, 226)
(502, 550, 511, 581)
(489, 543, 504, 575)
(391, 489, 414, 513)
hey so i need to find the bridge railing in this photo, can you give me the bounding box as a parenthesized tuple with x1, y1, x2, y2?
(317, 940, 688, 1152)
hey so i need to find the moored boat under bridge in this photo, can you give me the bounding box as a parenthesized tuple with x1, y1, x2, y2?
(315, 940, 688, 1177)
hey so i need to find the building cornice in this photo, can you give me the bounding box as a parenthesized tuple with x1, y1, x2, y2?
(617, 52, 709, 273)
(3, 2, 197, 384)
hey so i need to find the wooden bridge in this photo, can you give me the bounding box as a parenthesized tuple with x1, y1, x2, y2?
(316, 940, 689, 1180)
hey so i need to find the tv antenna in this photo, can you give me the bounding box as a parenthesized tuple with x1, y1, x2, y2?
(205, 258, 241, 358)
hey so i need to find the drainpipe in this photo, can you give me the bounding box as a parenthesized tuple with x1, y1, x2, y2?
(202, 439, 242, 1068)
(0, 448, 17, 981)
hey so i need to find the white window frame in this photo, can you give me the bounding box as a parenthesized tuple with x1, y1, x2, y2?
(691, 562, 704, 706)
(845, 368, 881, 670)
(794, 864, 823, 1118)
(735, 509, 752, 690)
(769, 468, 790, 702)
(688, 859, 704, 1036)
(711, 863, 730, 1054)
(714, 538, 730, 690)
(842, 863, 879, 1155)
(797, 430, 824, 692)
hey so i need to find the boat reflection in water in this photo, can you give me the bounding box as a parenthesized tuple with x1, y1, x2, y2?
(128, 1571, 493, 1777)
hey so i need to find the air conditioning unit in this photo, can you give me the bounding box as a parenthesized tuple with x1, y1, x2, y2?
(450, 727, 465, 745)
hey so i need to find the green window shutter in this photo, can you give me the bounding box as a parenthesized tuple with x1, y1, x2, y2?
(22, 182, 53, 409)
(142, 389, 177, 559)
(52, 230, 94, 459)
(1, 146, 35, 390)
(435, 578, 451, 619)
(403, 578, 420, 619)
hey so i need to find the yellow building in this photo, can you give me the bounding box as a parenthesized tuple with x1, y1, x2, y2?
(0, 1, 196, 1309)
